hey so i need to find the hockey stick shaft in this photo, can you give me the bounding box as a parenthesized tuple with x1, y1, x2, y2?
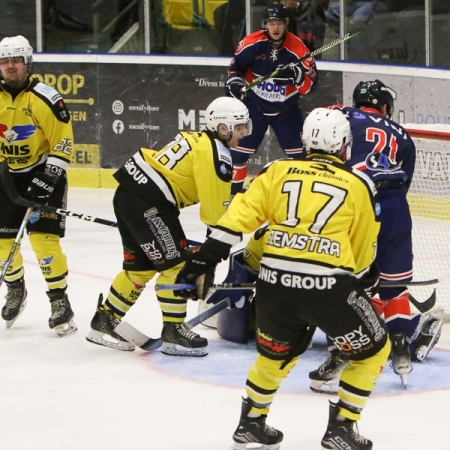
(156, 281, 437, 311)
(0, 207, 33, 288)
(114, 296, 233, 351)
(0, 160, 118, 227)
(155, 282, 256, 291)
(244, 0, 379, 91)
(157, 276, 448, 291)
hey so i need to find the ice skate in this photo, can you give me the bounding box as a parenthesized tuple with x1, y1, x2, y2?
(309, 349, 348, 394)
(411, 307, 445, 362)
(47, 289, 77, 336)
(86, 295, 134, 351)
(321, 401, 372, 450)
(230, 397, 283, 450)
(2, 279, 27, 329)
(389, 332, 412, 388)
(160, 321, 208, 356)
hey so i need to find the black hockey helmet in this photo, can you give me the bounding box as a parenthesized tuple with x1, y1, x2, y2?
(352, 79, 397, 118)
(262, 2, 289, 45)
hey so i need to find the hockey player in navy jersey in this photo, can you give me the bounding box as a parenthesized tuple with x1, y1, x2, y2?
(309, 79, 444, 390)
(225, 1, 318, 195)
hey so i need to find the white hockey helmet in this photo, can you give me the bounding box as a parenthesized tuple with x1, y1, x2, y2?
(0, 35, 33, 65)
(302, 107, 352, 159)
(206, 97, 252, 135)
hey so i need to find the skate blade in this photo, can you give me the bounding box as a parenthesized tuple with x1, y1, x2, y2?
(310, 379, 339, 395)
(54, 319, 78, 337)
(230, 442, 281, 450)
(86, 329, 135, 352)
(4, 297, 28, 329)
(400, 373, 408, 389)
(161, 342, 208, 357)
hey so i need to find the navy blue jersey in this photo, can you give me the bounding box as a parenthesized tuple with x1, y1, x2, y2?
(334, 105, 416, 192)
(228, 30, 318, 115)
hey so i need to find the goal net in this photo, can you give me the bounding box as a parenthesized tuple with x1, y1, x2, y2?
(404, 123, 450, 319)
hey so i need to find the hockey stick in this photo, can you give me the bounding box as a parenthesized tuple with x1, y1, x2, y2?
(0, 162, 204, 248)
(409, 290, 436, 314)
(0, 161, 118, 228)
(156, 282, 436, 313)
(155, 282, 255, 291)
(0, 207, 33, 288)
(379, 276, 450, 287)
(114, 296, 233, 351)
(244, 0, 379, 91)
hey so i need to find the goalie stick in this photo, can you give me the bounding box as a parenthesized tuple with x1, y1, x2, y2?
(409, 290, 436, 314)
(244, 0, 379, 91)
(156, 282, 437, 313)
(114, 296, 233, 351)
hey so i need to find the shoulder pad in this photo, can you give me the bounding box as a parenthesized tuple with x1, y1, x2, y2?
(30, 79, 71, 124)
(213, 139, 233, 183)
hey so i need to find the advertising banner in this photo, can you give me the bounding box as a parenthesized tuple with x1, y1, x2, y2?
(34, 61, 342, 174)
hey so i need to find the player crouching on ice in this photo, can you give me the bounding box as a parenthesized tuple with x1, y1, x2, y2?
(85, 97, 251, 356)
(174, 107, 391, 450)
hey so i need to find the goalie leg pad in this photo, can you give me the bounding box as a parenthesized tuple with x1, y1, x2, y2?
(210, 248, 256, 343)
(217, 294, 252, 343)
(411, 307, 445, 362)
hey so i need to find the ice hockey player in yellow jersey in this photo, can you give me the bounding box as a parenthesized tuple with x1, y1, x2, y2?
(175, 107, 391, 449)
(86, 96, 251, 356)
(0, 35, 76, 336)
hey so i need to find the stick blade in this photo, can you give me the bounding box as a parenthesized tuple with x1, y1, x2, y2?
(114, 321, 161, 351)
(409, 289, 437, 314)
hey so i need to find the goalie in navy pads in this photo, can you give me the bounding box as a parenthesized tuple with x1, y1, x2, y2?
(175, 108, 390, 450)
(309, 79, 444, 390)
(85, 97, 251, 356)
(0, 35, 76, 336)
(226, 1, 318, 195)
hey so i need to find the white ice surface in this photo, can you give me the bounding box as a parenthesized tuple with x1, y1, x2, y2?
(1, 187, 449, 450)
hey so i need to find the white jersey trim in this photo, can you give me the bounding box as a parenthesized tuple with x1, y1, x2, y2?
(261, 256, 352, 276)
(47, 156, 69, 171)
(209, 228, 241, 246)
(33, 82, 63, 105)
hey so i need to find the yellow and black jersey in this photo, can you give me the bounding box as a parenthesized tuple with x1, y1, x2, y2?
(0, 76, 73, 173)
(114, 130, 233, 227)
(211, 155, 381, 277)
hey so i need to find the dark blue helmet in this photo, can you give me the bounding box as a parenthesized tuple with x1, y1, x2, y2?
(262, 2, 290, 44)
(263, 2, 290, 23)
(353, 79, 397, 118)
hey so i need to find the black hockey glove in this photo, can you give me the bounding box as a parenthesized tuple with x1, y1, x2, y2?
(226, 76, 245, 100)
(273, 63, 305, 87)
(25, 164, 64, 205)
(359, 263, 380, 298)
(175, 238, 232, 300)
